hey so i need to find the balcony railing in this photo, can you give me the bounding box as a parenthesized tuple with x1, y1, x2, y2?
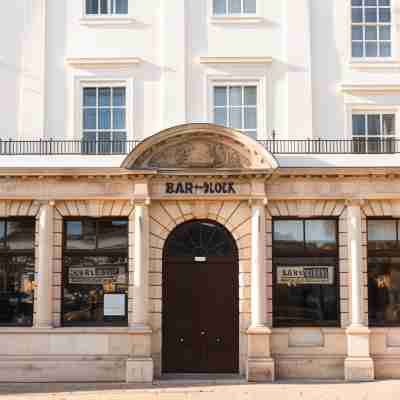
(0, 138, 397, 155)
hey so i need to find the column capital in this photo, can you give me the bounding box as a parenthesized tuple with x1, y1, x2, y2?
(346, 199, 366, 207)
(131, 199, 151, 207)
(38, 200, 56, 207)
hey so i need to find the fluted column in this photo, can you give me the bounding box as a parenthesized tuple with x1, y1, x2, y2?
(345, 200, 374, 381)
(35, 201, 54, 328)
(247, 199, 274, 382)
(251, 201, 267, 327)
(126, 200, 153, 383)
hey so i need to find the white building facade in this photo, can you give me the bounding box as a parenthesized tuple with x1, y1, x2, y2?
(1, 0, 400, 382)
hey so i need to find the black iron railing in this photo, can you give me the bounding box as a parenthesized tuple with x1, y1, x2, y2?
(0, 138, 397, 155)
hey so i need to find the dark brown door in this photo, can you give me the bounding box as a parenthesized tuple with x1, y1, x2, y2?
(162, 220, 239, 374)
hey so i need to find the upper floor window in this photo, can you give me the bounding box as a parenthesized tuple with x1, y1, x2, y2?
(352, 112, 395, 153)
(85, 0, 128, 15)
(351, 0, 392, 58)
(213, 0, 256, 15)
(213, 85, 257, 139)
(82, 86, 127, 154)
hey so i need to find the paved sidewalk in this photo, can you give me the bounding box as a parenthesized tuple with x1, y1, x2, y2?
(1, 381, 400, 400)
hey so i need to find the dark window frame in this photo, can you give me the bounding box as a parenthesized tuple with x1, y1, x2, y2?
(0, 217, 35, 327)
(272, 217, 340, 328)
(367, 216, 400, 327)
(61, 217, 129, 327)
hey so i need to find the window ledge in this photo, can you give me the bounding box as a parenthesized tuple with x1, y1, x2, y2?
(209, 15, 264, 24)
(340, 83, 400, 94)
(198, 56, 273, 65)
(80, 16, 136, 26)
(349, 59, 400, 70)
(66, 57, 142, 68)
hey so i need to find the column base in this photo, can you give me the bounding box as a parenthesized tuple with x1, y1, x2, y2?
(345, 357, 374, 382)
(246, 326, 275, 382)
(126, 357, 154, 383)
(247, 358, 275, 382)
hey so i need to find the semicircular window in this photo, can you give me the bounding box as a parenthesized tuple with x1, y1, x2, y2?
(164, 220, 236, 258)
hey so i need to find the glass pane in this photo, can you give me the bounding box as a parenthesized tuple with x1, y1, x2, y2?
(113, 88, 126, 107)
(352, 7, 363, 23)
(98, 220, 128, 249)
(213, 0, 226, 15)
(383, 114, 395, 135)
(244, 86, 257, 106)
(368, 220, 397, 250)
(305, 220, 337, 252)
(230, 108, 242, 129)
(352, 26, 363, 41)
(244, 108, 257, 130)
(365, 7, 378, 22)
(83, 88, 96, 107)
(214, 108, 227, 126)
(98, 132, 111, 154)
(99, 109, 111, 130)
(66, 220, 96, 250)
(115, 0, 128, 14)
(379, 25, 391, 40)
(229, 0, 242, 13)
(352, 114, 366, 135)
(0, 256, 34, 326)
(366, 41, 378, 57)
(352, 0, 362, 5)
(379, 7, 391, 22)
(380, 41, 391, 57)
(86, 0, 98, 14)
(112, 131, 127, 154)
(82, 132, 97, 154)
(100, 0, 108, 14)
(366, 0, 377, 5)
(243, 0, 256, 13)
(7, 220, 35, 250)
(379, 0, 391, 5)
(368, 256, 400, 325)
(274, 256, 339, 327)
(83, 109, 96, 130)
(99, 88, 111, 107)
(0, 222, 5, 248)
(229, 87, 242, 107)
(113, 109, 125, 129)
(366, 26, 378, 40)
(214, 87, 227, 107)
(273, 220, 304, 254)
(245, 130, 257, 140)
(368, 114, 381, 135)
(62, 255, 128, 325)
(352, 41, 364, 57)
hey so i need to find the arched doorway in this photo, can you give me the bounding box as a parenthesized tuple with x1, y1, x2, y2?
(162, 219, 239, 374)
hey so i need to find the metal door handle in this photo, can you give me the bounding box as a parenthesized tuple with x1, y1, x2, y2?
(216, 337, 221, 343)
(201, 331, 206, 336)
(179, 337, 184, 343)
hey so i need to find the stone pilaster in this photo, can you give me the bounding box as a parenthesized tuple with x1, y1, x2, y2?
(126, 200, 153, 383)
(35, 201, 54, 328)
(247, 199, 275, 382)
(345, 200, 374, 381)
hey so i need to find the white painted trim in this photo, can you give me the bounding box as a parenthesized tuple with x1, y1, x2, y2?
(79, 16, 136, 26)
(205, 74, 269, 140)
(349, 59, 400, 70)
(73, 76, 135, 141)
(66, 57, 142, 68)
(198, 57, 273, 65)
(209, 15, 264, 24)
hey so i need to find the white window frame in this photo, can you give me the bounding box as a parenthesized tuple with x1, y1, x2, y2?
(81, 0, 134, 25)
(208, 0, 262, 23)
(206, 75, 268, 139)
(83, 0, 129, 16)
(349, 0, 396, 61)
(74, 78, 134, 141)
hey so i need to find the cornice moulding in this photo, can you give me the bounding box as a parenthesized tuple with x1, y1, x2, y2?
(340, 83, 400, 93)
(198, 56, 273, 65)
(65, 57, 142, 68)
(349, 59, 400, 70)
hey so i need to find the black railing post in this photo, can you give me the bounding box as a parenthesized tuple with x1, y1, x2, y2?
(272, 130, 276, 153)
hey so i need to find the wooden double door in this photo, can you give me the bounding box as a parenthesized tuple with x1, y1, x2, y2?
(162, 220, 239, 374)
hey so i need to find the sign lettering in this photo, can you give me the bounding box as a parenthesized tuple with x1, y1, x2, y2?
(165, 182, 236, 195)
(277, 266, 335, 286)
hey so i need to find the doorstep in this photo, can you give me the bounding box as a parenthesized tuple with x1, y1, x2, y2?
(156, 374, 246, 385)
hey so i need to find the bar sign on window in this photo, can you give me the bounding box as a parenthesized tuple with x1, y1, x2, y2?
(194, 256, 207, 262)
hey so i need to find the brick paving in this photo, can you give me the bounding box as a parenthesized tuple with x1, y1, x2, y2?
(0, 381, 400, 400)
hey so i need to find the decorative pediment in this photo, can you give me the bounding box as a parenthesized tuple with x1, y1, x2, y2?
(121, 123, 278, 171)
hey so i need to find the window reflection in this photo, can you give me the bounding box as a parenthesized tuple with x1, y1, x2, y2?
(66, 220, 96, 250)
(305, 220, 337, 252)
(368, 220, 397, 251)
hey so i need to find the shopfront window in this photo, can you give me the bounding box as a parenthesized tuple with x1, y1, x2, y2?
(368, 219, 400, 326)
(273, 218, 339, 327)
(62, 218, 128, 326)
(0, 218, 35, 326)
